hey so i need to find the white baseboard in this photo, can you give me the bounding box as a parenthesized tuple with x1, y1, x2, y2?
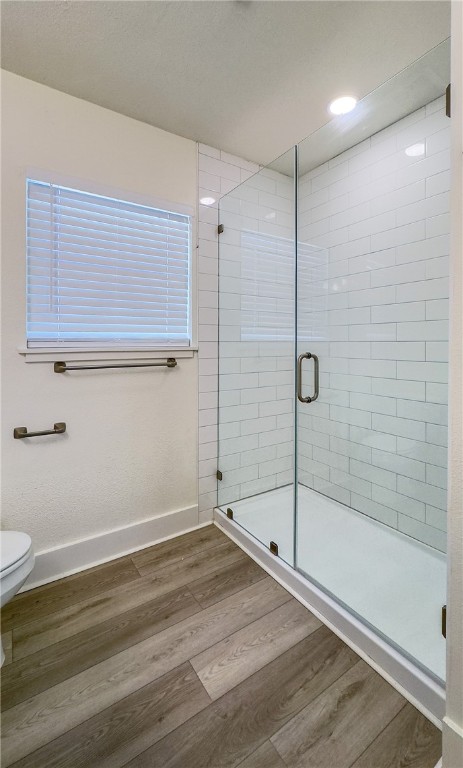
(23, 504, 201, 590)
(214, 508, 446, 727)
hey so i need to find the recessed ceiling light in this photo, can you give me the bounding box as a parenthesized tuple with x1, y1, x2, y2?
(405, 143, 425, 157)
(329, 96, 357, 116)
(200, 196, 216, 206)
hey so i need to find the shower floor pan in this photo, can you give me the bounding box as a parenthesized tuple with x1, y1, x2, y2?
(216, 484, 446, 724)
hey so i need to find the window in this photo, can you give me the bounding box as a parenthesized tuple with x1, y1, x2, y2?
(240, 230, 322, 341)
(26, 180, 192, 349)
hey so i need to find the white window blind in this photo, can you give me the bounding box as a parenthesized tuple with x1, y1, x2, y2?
(26, 180, 191, 348)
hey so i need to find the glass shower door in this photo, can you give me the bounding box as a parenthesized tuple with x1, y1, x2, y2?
(217, 149, 297, 565)
(294, 41, 449, 681)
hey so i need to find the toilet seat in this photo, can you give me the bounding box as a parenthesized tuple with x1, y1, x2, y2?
(0, 531, 35, 667)
(0, 531, 33, 578)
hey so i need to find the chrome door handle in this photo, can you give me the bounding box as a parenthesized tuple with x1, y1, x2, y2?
(297, 353, 319, 403)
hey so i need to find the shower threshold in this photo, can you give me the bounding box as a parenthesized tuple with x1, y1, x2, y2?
(215, 484, 446, 724)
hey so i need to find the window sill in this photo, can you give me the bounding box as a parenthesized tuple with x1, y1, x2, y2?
(18, 347, 197, 364)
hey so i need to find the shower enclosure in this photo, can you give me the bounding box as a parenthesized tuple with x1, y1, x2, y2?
(216, 41, 449, 720)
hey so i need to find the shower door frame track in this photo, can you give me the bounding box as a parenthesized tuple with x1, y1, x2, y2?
(214, 507, 445, 728)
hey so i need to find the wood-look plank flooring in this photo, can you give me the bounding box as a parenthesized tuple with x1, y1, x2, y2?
(1, 632, 12, 667)
(0, 524, 441, 768)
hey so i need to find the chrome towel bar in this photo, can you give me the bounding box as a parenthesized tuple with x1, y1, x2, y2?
(54, 358, 177, 373)
(14, 422, 66, 439)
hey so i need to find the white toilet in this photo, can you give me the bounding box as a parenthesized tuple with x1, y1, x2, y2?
(0, 531, 35, 665)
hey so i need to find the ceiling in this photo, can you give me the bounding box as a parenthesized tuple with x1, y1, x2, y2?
(0, 1, 450, 166)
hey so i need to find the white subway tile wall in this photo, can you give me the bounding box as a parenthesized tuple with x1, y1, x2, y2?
(199, 97, 449, 553)
(297, 96, 449, 551)
(216, 160, 297, 510)
(198, 146, 260, 523)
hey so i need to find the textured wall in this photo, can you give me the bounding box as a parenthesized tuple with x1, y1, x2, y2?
(1, 71, 199, 552)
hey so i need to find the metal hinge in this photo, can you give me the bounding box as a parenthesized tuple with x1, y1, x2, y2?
(442, 604, 447, 638)
(217, 224, 224, 234)
(216, 469, 223, 481)
(446, 84, 451, 118)
(270, 541, 278, 556)
(226, 507, 233, 520)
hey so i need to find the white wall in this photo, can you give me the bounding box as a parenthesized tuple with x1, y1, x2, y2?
(1, 71, 199, 563)
(297, 98, 450, 552)
(443, 3, 463, 765)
